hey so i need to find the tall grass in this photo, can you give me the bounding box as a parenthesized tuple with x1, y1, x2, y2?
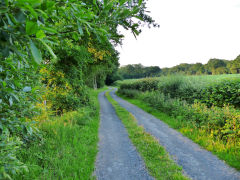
(117, 74, 240, 87)
(14, 88, 106, 179)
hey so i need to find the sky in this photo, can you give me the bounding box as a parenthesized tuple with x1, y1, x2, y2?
(116, 0, 240, 68)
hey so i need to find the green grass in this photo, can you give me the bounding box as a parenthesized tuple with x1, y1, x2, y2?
(105, 92, 189, 180)
(15, 87, 107, 180)
(118, 94, 240, 171)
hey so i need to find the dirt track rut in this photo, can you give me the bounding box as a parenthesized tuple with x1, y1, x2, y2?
(95, 91, 153, 180)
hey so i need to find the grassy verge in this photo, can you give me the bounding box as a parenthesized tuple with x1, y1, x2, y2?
(117, 93, 240, 170)
(105, 92, 188, 180)
(15, 88, 107, 179)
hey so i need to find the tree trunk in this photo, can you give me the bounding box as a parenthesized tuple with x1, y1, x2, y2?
(93, 76, 97, 90)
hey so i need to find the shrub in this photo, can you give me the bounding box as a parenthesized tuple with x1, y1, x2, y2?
(120, 78, 159, 92)
(119, 90, 240, 143)
(117, 89, 141, 98)
(200, 80, 240, 108)
(119, 76, 240, 108)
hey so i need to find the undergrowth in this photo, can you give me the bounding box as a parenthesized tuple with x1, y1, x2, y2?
(117, 93, 240, 170)
(13, 88, 106, 179)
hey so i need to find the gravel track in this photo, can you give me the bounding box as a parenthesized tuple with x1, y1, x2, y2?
(110, 89, 240, 180)
(95, 91, 153, 180)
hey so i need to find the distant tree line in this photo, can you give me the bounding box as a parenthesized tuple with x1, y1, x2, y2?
(118, 64, 162, 79)
(117, 55, 240, 80)
(161, 55, 240, 76)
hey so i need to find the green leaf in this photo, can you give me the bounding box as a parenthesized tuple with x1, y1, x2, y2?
(36, 30, 46, 39)
(23, 86, 32, 92)
(120, 0, 128, 6)
(26, 21, 38, 35)
(9, 96, 13, 106)
(139, 0, 143, 6)
(85, 25, 90, 36)
(27, 126, 33, 135)
(29, 40, 42, 64)
(0, 7, 8, 14)
(39, 39, 57, 60)
(10, 93, 20, 102)
(2, 81, 7, 87)
(77, 21, 84, 35)
(24, 4, 38, 18)
(72, 32, 79, 41)
(4, 0, 9, 6)
(40, 26, 57, 34)
(15, 10, 26, 23)
(36, 9, 48, 18)
(134, 15, 144, 21)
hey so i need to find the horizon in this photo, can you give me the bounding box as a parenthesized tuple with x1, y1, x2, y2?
(119, 56, 238, 69)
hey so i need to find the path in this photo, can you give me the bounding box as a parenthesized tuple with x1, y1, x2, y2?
(95, 91, 153, 180)
(110, 89, 240, 180)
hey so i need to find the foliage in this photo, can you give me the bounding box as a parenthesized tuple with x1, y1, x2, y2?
(0, 54, 42, 178)
(105, 71, 123, 85)
(118, 63, 161, 79)
(118, 90, 240, 145)
(161, 55, 240, 76)
(1, 0, 157, 177)
(200, 80, 240, 108)
(118, 74, 240, 107)
(120, 77, 159, 91)
(13, 88, 105, 179)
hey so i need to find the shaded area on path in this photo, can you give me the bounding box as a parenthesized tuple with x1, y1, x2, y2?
(110, 89, 240, 180)
(95, 91, 153, 180)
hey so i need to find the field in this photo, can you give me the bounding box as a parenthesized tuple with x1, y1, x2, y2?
(117, 74, 240, 170)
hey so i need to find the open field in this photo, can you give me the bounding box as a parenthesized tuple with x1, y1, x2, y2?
(116, 74, 240, 87)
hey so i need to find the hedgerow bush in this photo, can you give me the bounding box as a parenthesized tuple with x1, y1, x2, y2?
(118, 89, 240, 143)
(120, 78, 159, 91)
(199, 80, 240, 108)
(119, 76, 240, 108)
(117, 88, 141, 98)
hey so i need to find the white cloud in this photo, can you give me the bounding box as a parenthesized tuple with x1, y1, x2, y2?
(116, 0, 240, 68)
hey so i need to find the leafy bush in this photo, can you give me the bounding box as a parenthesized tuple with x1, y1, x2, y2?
(118, 89, 240, 143)
(119, 75, 240, 108)
(40, 66, 89, 115)
(117, 89, 141, 98)
(13, 88, 102, 179)
(120, 78, 159, 92)
(199, 80, 240, 108)
(0, 55, 42, 178)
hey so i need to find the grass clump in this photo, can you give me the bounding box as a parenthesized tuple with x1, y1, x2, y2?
(14, 88, 106, 180)
(105, 92, 188, 180)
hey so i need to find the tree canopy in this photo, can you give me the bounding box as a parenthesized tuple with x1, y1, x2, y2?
(0, 0, 158, 178)
(161, 55, 240, 76)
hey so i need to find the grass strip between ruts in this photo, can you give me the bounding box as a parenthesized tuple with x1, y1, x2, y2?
(105, 91, 189, 180)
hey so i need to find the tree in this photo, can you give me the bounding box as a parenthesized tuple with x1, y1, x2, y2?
(229, 55, 240, 74)
(1, 0, 158, 177)
(118, 64, 161, 79)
